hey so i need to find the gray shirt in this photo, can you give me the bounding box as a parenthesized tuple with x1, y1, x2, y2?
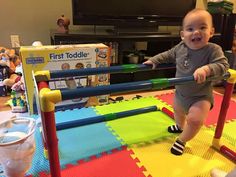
(149, 41, 229, 98)
(225, 51, 236, 69)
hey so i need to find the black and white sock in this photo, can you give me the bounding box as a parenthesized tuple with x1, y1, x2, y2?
(168, 124, 183, 133)
(171, 139, 186, 155)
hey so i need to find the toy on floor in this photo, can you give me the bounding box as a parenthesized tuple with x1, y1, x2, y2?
(0, 52, 27, 112)
(9, 76, 27, 113)
(0, 47, 20, 74)
(0, 47, 23, 97)
(11, 90, 27, 113)
(2, 56, 22, 88)
(0, 47, 15, 68)
(33, 64, 235, 177)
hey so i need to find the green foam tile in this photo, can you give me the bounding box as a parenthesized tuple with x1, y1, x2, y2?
(95, 97, 175, 146)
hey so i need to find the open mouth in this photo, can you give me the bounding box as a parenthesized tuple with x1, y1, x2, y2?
(191, 37, 201, 42)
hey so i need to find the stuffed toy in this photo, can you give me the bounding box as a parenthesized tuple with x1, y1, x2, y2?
(10, 76, 25, 91)
(0, 47, 20, 72)
(3, 72, 22, 88)
(0, 47, 14, 68)
(1, 47, 23, 88)
(9, 55, 21, 73)
(57, 15, 70, 33)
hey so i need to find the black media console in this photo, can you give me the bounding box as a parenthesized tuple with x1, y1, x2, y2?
(50, 14, 235, 84)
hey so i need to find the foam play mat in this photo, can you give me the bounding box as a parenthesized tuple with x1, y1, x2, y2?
(1, 92, 235, 177)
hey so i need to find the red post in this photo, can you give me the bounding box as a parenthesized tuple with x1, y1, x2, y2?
(37, 81, 61, 177)
(214, 82, 234, 139)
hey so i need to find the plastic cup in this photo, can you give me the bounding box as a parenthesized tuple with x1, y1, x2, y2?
(0, 117, 36, 177)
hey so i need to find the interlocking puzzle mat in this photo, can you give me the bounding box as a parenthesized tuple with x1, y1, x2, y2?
(156, 91, 236, 126)
(27, 107, 123, 176)
(131, 128, 235, 177)
(95, 96, 174, 146)
(94, 96, 236, 177)
(2, 93, 234, 177)
(37, 146, 147, 177)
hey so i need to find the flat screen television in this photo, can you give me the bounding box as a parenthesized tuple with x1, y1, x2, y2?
(72, 0, 196, 32)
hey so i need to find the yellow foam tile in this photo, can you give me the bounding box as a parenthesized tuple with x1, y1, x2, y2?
(130, 128, 235, 177)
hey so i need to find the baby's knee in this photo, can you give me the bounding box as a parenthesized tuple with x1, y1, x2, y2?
(173, 105, 186, 116)
(186, 116, 204, 128)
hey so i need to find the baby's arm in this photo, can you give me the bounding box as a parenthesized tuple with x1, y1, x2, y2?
(143, 47, 176, 69)
(193, 65, 211, 84)
(143, 60, 158, 69)
(194, 45, 229, 84)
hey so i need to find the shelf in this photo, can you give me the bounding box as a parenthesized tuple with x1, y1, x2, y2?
(50, 14, 236, 83)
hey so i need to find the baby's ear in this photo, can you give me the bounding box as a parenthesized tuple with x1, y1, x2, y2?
(180, 31, 184, 40)
(210, 27, 215, 37)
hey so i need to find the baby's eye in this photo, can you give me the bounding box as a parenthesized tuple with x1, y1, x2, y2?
(186, 27, 193, 32)
(200, 26, 207, 30)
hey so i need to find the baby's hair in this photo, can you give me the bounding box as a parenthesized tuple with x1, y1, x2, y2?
(182, 8, 213, 27)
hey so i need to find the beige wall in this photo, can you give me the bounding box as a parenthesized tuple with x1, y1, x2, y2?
(0, 0, 72, 48)
(0, 0, 235, 48)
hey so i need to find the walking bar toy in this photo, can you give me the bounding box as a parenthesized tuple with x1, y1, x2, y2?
(33, 64, 235, 177)
(212, 69, 236, 162)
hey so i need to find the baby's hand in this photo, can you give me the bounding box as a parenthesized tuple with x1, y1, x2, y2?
(193, 66, 210, 84)
(143, 60, 157, 69)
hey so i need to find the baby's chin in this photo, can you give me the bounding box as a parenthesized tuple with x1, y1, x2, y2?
(186, 40, 207, 50)
(188, 44, 205, 50)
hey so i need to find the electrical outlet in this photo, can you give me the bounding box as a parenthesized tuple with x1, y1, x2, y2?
(10, 35, 20, 48)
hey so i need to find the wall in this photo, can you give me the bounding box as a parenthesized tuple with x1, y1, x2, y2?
(0, 0, 235, 48)
(0, 0, 72, 48)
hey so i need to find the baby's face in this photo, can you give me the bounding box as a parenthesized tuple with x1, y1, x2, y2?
(181, 11, 214, 50)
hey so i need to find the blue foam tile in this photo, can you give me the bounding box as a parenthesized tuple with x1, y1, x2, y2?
(58, 122, 122, 166)
(55, 107, 97, 123)
(27, 127, 49, 176)
(27, 107, 122, 176)
(56, 107, 122, 165)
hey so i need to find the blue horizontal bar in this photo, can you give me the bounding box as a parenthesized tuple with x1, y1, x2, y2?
(61, 80, 153, 100)
(56, 105, 158, 130)
(50, 64, 152, 78)
(59, 70, 230, 101)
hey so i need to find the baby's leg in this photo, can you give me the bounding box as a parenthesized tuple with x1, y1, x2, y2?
(178, 100, 211, 143)
(168, 97, 186, 133)
(171, 100, 210, 155)
(173, 97, 186, 129)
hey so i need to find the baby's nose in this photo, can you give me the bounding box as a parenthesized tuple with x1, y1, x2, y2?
(193, 29, 200, 34)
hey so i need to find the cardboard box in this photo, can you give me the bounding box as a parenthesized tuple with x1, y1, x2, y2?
(20, 43, 110, 114)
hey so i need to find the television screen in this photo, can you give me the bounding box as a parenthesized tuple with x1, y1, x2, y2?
(72, 0, 196, 27)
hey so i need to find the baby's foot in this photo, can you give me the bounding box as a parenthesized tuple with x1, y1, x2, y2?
(170, 139, 185, 155)
(168, 124, 183, 133)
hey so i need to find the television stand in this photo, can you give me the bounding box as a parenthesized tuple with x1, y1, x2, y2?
(106, 26, 170, 35)
(117, 31, 171, 35)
